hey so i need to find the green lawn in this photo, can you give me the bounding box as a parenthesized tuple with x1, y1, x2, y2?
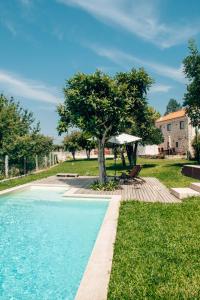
(108, 199, 200, 300)
(0, 157, 198, 191)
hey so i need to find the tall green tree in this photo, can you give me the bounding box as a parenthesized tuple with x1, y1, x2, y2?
(115, 72, 161, 165)
(0, 94, 39, 156)
(58, 69, 153, 183)
(165, 99, 182, 115)
(183, 40, 200, 162)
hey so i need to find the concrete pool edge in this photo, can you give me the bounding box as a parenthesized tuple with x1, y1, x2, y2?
(75, 194, 121, 300)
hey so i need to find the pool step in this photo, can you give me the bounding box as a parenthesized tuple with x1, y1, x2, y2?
(170, 187, 200, 199)
(190, 182, 200, 193)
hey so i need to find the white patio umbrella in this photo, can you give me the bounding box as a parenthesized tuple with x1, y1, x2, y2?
(108, 133, 142, 178)
(108, 133, 141, 145)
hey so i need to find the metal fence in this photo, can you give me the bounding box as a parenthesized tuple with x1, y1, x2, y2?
(0, 152, 58, 180)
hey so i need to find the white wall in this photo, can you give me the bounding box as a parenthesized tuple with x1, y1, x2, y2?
(138, 144, 159, 156)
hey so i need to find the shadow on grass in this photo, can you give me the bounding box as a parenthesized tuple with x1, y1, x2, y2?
(106, 165, 130, 171)
(65, 158, 98, 163)
(164, 162, 197, 168)
(142, 164, 157, 169)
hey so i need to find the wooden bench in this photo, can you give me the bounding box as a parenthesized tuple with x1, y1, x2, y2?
(56, 173, 79, 177)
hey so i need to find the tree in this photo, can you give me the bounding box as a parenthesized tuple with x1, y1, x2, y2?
(63, 131, 81, 160)
(165, 99, 182, 115)
(0, 94, 39, 156)
(115, 71, 161, 165)
(78, 133, 96, 159)
(192, 134, 200, 161)
(58, 70, 153, 183)
(0, 94, 53, 175)
(183, 40, 200, 162)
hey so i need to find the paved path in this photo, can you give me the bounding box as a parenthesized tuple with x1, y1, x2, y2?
(36, 176, 180, 203)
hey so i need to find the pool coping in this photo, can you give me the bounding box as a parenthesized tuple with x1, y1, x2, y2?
(75, 194, 121, 300)
(0, 183, 121, 300)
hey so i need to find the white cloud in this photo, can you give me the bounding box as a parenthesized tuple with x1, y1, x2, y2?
(150, 84, 172, 94)
(89, 44, 186, 83)
(57, 0, 200, 48)
(0, 70, 61, 104)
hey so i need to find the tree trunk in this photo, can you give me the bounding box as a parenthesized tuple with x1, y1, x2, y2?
(72, 151, 76, 160)
(86, 149, 91, 159)
(98, 139, 107, 184)
(195, 127, 200, 164)
(120, 147, 126, 167)
(126, 144, 134, 166)
(133, 142, 138, 166)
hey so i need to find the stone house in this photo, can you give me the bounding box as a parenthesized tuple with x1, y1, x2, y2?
(155, 109, 196, 156)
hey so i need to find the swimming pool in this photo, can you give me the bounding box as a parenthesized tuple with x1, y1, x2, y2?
(0, 186, 109, 300)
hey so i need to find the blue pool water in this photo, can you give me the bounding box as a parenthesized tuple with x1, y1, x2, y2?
(0, 187, 108, 300)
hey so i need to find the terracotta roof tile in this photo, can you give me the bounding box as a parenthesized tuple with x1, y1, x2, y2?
(156, 109, 186, 123)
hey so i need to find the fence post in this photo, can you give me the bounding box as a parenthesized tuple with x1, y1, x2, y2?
(35, 155, 39, 171)
(5, 155, 9, 178)
(44, 156, 48, 168)
(24, 157, 27, 174)
(49, 152, 52, 167)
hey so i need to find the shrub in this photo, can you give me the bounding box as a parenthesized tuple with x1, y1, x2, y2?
(90, 180, 120, 191)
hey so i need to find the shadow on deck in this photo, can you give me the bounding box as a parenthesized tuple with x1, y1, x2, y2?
(36, 175, 180, 203)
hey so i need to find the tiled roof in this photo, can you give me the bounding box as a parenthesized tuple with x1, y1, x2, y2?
(156, 109, 186, 123)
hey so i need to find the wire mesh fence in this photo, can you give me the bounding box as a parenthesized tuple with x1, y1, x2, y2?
(0, 152, 58, 180)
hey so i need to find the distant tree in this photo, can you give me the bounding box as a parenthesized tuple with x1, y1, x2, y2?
(183, 40, 200, 162)
(78, 133, 96, 159)
(165, 99, 182, 115)
(63, 131, 81, 160)
(12, 134, 53, 173)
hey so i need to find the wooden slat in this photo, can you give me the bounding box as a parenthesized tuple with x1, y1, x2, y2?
(36, 176, 180, 203)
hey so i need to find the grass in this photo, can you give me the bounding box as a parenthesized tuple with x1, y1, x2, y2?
(108, 199, 200, 299)
(0, 157, 198, 191)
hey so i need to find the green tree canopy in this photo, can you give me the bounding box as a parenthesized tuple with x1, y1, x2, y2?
(0, 94, 54, 174)
(58, 69, 153, 183)
(183, 40, 200, 162)
(183, 40, 200, 128)
(0, 94, 39, 156)
(165, 99, 182, 115)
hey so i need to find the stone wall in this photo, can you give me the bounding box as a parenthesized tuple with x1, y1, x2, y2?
(156, 116, 195, 155)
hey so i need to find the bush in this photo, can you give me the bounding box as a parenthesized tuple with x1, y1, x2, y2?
(192, 134, 200, 162)
(90, 180, 120, 191)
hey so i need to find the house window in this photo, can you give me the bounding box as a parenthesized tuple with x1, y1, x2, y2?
(167, 124, 172, 131)
(180, 121, 184, 129)
(176, 142, 178, 148)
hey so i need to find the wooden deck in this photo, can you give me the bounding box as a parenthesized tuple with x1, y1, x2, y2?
(36, 176, 180, 203)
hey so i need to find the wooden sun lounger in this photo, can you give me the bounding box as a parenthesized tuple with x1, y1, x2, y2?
(119, 165, 144, 184)
(56, 173, 79, 177)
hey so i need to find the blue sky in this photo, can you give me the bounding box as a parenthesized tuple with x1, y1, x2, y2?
(0, 0, 200, 140)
